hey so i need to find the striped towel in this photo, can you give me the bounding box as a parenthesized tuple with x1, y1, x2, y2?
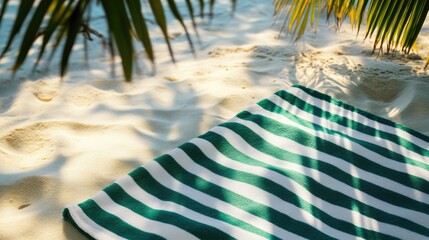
(63, 85, 429, 239)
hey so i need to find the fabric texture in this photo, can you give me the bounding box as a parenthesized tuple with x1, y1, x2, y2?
(63, 85, 429, 239)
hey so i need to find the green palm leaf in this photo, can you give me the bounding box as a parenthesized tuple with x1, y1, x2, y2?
(33, 0, 72, 71)
(1, 0, 35, 58)
(0, 0, 236, 81)
(13, 0, 52, 71)
(275, 0, 429, 64)
(100, 0, 133, 81)
(5, 0, 426, 81)
(198, 0, 205, 18)
(0, 0, 9, 28)
(61, 0, 89, 78)
(148, 0, 175, 63)
(166, 0, 195, 54)
(184, 0, 199, 37)
(126, 0, 154, 63)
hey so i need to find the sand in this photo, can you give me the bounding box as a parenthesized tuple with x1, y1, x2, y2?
(0, 1, 428, 239)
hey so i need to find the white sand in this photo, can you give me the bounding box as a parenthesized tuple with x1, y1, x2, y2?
(0, 1, 428, 239)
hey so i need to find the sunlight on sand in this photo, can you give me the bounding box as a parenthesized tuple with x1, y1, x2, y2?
(0, 0, 429, 239)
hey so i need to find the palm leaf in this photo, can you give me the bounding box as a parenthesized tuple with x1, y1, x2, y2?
(61, 0, 89, 78)
(13, 0, 52, 71)
(100, 0, 133, 81)
(166, 0, 195, 54)
(0, 0, 9, 28)
(0, 0, 235, 81)
(47, 18, 69, 66)
(1, 0, 35, 58)
(198, 0, 205, 18)
(33, 0, 72, 71)
(125, 0, 154, 63)
(148, 0, 175, 63)
(184, 0, 199, 37)
(275, 0, 429, 59)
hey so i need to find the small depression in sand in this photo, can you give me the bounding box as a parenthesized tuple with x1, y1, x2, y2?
(358, 73, 406, 103)
(0, 176, 56, 212)
(0, 123, 56, 172)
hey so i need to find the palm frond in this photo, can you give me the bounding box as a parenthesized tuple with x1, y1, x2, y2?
(13, 0, 52, 72)
(0, 0, 236, 81)
(1, 0, 36, 58)
(61, 0, 89, 78)
(125, 0, 154, 63)
(101, 0, 133, 81)
(0, 0, 9, 28)
(184, 0, 199, 37)
(33, 0, 72, 71)
(275, 0, 429, 62)
(166, 0, 195, 54)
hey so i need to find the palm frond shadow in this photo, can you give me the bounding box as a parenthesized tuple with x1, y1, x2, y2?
(0, 79, 217, 239)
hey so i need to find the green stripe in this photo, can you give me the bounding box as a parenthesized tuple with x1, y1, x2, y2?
(104, 183, 227, 239)
(66, 84, 429, 239)
(78, 199, 163, 239)
(63, 208, 96, 240)
(291, 85, 429, 143)
(275, 89, 429, 158)
(233, 112, 429, 197)
(205, 126, 429, 236)
(258, 97, 429, 170)
(180, 141, 398, 240)
(278, 87, 429, 159)
(201, 131, 429, 237)
(128, 163, 274, 240)
(156, 153, 333, 239)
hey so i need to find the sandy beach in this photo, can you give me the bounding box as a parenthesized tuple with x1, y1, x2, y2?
(0, 1, 428, 239)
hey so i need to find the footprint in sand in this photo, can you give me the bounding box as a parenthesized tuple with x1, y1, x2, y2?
(32, 80, 60, 102)
(34, 92, 55, 102)
(0, 122, 56, 171)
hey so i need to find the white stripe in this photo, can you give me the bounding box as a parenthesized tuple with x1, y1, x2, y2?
(91, 191, 199, 240)
(288, 87, 429, 151)
(210, 125, 429, 226)
(168, 147, 361, 240)
(230, 114, 429, 204)
(190, 137, 429, 239)
(268, 93, 429, 166)
(66, 205, 126, 240)
(116, 169, 272, 240)
(246, 102, 428, 181)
